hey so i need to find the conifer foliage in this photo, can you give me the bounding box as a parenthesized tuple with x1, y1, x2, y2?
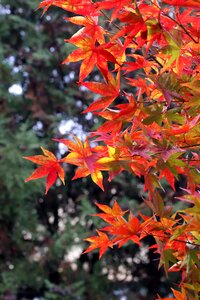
(25, 1, 200, 298)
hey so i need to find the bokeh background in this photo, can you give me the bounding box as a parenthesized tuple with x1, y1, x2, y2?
(0, 1, 181, 299)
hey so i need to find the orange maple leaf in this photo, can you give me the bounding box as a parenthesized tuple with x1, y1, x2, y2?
(104, 213, 142, 247)
(92, 200, 128, 224)
(23, 147, 65, 194)
(83, 230, 113, 258)
(157, 287, 187, 300)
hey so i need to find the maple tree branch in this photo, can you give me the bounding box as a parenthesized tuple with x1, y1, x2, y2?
(142, 231, 200, 248)
(100, 10, 139, 46)
(175, 12, 199, 44)
(151, 56, 163, 68)
(146, 54, 163, 68)
(180, 144, 200, 149)
(182, 159, 200, 162)
(149, 0, 199, 44)
(100, 10, 121, 31)
(163, 12, 198, 44)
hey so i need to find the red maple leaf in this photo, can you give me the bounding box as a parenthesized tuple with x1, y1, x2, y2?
(83, 230, 113, 258)
(64, 16, 106, 44)
(95, 93, 137, 133)
(96, 0, 133, 21)
(23, 147, 65, 194)
(62, 21, 118, 81)
(54, 136, 105, 190)
(38, 0, 96, 16)
(82, 71, 120, 112)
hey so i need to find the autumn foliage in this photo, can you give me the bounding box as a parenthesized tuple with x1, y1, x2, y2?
(24, 0, 200, 299)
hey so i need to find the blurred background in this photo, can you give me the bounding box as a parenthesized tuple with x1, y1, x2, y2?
(0, 1, 180, 299)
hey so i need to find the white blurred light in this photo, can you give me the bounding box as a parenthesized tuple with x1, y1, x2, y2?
(8, 84, 23, 95)
(59, 119, 74, 134)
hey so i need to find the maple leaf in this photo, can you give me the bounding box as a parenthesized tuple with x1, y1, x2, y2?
(92, 200, 128, 224)
(171, 288, 187, 300)
(157, 287, 187, 300)
(159, 168, 175, 190)
(122, 54, 146, 74)
(97, 144, 134, 181)
(83, 230, 113, 258)
(38, 0, 96, 16)
(62, 25, 117, 81)
(114, 7, 146, 48)
(160, 33, 182, 73)
(126, 77, 153, 97)
(181, 76, 200, 97)
(165, 116, 200, 147)
(88, 201, 143, 250)
(145, 19, 164, 52)
(102, 212, 142, 247)
(95, 93, 137, 133)
(54, 137, 105, 190)
(65, 16, 106, 44)
(82, 71, 120, 112)
(96, 0, 133, 22)
(23, 147, 65, 194)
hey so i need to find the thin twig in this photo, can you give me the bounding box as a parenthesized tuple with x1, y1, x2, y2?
(143, 230, 200, 248)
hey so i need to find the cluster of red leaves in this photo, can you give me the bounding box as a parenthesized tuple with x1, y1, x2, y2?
(83, 199, 200, 295)
(24, 0, 200, 299)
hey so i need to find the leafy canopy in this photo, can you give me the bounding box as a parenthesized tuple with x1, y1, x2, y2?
(24, 0, 200, 299)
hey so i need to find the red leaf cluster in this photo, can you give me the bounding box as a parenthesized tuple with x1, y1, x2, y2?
(24, 1, 200, 298)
